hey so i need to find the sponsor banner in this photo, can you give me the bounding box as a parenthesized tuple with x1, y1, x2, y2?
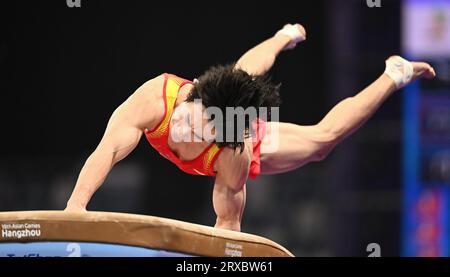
(0, 241, 193, 257)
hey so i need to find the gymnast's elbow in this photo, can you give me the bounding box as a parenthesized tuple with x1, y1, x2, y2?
(311, 146, 332, 162)
(311, 128, 340, 162)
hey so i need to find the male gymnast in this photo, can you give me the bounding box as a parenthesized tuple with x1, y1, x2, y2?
(66, 23, 436, 232)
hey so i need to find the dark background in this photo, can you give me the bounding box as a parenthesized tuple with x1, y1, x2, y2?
(0, 0, 404, 256)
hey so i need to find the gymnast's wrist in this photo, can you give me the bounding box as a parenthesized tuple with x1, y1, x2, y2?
(381, 73, 400, 93)
(272, 34, 291, 52)
(274, 32, 292, 45)
(65, 200, 87, 212)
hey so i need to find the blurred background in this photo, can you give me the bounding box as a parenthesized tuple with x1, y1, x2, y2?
(0, 0, 449, 257)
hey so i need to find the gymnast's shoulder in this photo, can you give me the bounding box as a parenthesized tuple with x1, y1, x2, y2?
(115, 74, 167, 131)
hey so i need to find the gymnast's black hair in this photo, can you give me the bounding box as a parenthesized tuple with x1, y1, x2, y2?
(186, 63, 281, 153)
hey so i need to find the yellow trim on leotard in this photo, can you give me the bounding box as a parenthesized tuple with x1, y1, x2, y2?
(146, 75, 184, 139)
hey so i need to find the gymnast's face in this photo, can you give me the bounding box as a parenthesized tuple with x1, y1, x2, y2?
(170, 101, 215, 143)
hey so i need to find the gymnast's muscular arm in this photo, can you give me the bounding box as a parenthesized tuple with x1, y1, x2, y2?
(65, 75, 165, 212)
(235, 23, 306, 76)
(311, 58, 436, 160)
(212, 147, 251, 232)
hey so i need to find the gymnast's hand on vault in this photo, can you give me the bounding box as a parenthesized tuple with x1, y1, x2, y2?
(64, 203, 87, 213)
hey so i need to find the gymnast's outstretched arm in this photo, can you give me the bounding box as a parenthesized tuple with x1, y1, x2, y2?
(259, 56, 436, 175)
(235, 23, 306, 76)
(65, 76, 165, 211)
(316, 57, 436, 146)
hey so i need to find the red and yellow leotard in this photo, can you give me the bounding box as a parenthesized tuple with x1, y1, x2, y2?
(145, 73, 224, 176)
(145, 73, 266, 179)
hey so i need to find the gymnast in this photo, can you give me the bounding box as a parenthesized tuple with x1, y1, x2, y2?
(66, 23, 436, 232)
